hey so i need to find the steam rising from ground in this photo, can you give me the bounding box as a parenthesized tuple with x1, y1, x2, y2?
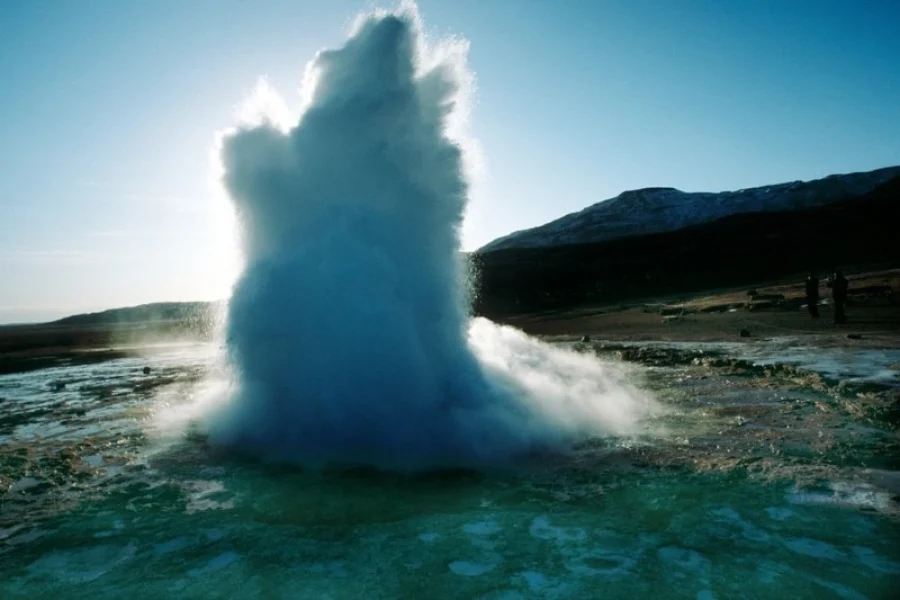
(205, 6, 655, 469)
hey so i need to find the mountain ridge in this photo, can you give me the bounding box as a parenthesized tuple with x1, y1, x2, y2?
(49, 301, 222, 327)
(472, 174, 900, 318)
(480, 165, 900, 252)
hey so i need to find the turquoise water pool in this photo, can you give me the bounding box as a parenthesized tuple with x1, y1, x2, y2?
(2, 343, 898, 599)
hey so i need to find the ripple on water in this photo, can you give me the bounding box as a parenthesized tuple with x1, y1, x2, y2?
(448, 558, 501, 577)
(187, 551, 242, 577)
(765, 507, 795, 521)
(26, 543, 137, 584)
(851, 546, 900, 574)
(462, 520, 501, 536)
(528, 516, 587, 543)
(564, 548, 636, 578)
(657, 546, 712, 582)
(782, 537, 846, 560)
(153, 536, 192, 557)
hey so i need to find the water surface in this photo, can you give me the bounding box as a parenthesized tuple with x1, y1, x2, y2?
(2, 342, 898, 599)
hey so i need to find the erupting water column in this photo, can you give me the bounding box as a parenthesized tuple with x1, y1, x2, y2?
(206, 6, 654, 470)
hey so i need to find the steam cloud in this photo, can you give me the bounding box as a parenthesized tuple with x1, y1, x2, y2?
(205, 6, 655, 470)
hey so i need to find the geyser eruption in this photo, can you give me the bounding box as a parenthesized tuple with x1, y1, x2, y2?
(207, 6, 654, 469)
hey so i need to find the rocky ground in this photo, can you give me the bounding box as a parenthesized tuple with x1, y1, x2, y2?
(505, 269, 899, 343)
(505, 271, 900, 515)
(569, 342, 900, 507)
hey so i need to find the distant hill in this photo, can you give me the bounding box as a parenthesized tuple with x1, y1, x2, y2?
(480, 166, 900, 252)
(52, 301, 222, 329)
(0, 301, 224, 359)
(472, 173, 900, 319)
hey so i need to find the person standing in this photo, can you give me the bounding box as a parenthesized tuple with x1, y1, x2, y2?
(831, 271, 849, 324)
(805, 272, 820, 318)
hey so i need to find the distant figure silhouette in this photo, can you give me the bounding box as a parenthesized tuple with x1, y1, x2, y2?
(805, 272, 820, 318)
(830, 271, 849, 324)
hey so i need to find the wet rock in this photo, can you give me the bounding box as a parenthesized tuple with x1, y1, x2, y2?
(739, 329, 751, 338)
(837, 379, 892, 397)
(10, 477, 53, 495)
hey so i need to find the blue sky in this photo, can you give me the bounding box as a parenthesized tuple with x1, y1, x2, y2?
(1, 0, 898, 323)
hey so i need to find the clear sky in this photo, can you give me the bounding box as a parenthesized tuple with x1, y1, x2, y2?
(1, 0, 898, 323)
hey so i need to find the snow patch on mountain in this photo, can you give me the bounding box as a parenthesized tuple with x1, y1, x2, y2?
(479, 166, 900, 252)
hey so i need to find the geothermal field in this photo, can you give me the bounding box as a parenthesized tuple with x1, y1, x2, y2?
(2, 332, 898, 598)
(1, 5, 898, 599)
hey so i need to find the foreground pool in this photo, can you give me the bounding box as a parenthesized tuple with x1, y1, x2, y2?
(2, 342, 898, 599)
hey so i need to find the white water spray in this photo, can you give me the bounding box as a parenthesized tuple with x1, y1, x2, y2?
(205, 6, 655, 470)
